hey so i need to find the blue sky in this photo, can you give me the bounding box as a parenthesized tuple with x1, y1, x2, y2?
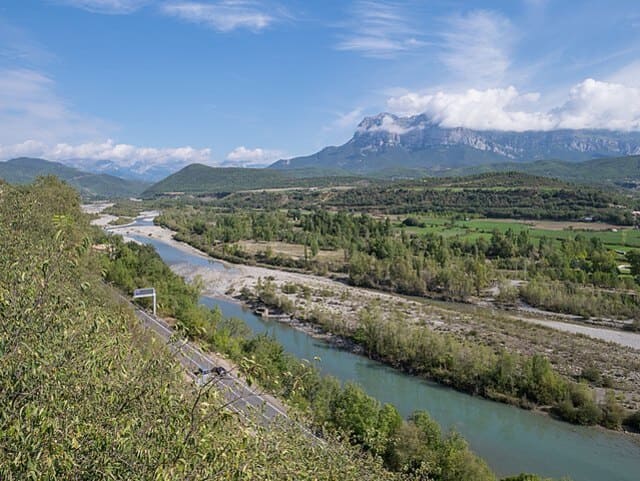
(1, 0, 640, 171)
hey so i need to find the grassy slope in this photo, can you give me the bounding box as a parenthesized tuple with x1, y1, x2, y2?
(0, 157, 148, 198)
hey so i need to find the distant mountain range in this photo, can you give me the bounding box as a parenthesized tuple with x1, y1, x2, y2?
(271, 113, 640, 175)
(61, 158, 179, 182)
(0, 157, 149, 199)
(5, 112, 640, 198)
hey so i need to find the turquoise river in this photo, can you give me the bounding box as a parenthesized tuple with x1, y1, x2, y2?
(129, 228, 640, 481)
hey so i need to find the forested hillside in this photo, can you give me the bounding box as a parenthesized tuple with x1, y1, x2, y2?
(143, 163, 373, 196)
(440, 156, 640, 189)
(0, 157, 147, 199)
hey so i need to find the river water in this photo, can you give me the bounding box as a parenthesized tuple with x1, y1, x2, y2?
(129, 229, 640, 481)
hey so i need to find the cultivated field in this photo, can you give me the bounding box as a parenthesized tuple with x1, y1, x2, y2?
(402, 216, 640, 250)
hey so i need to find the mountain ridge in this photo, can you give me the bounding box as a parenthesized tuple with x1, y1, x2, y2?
(0, 157, 148, 199)
(271, 112, 640, 174)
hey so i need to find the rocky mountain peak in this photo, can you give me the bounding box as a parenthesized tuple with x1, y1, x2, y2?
(271, 111, 640, 174)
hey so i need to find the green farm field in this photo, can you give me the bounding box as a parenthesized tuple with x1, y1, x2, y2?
(401, 216, 640, 250)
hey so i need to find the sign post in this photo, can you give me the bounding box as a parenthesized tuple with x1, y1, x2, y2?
(133, 287, 157, 316)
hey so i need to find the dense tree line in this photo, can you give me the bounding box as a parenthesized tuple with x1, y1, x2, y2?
(158, 205, 640, 317)
(325, 186, 635, 225)
(157, 207, 493, 300)
(520, 279, 640, 319)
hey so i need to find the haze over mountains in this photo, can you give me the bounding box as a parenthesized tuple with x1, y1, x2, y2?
(60, 156, 187, 183)
(271, 113, 640, 175)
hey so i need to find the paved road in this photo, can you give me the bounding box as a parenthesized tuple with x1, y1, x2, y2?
(125, 298, 322, 444)
(132, 305, 290, 424)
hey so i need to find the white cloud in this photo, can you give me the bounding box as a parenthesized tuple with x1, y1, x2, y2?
(0, 65, 212, 173)
(388, 86, 552, 131)
(358, 114, 411, 135)
(552, 79, 640, 131)
(335, 1, 425, 58)
(440, 10, 514, 85)
(161, 1, 284, 32)
(225, 146, 283, 166)
(55, 0, 149, 14)
(325, 108, 364, 131)
(0, 139, 213, 171)
(0, 68, 111, 144)
(386, 79, 640, 132)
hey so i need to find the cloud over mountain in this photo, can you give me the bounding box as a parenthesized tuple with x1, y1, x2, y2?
(387, 79, 640, 132)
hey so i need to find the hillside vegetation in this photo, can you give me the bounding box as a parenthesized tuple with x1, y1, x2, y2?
(324, 177, 635, 224)
(143, 163, 374, 196)
(440, 155, 640, 189)
(0, 157, 148, 199)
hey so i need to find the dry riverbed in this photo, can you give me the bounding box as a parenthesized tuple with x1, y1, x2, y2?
(105, 215, 640, 411)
